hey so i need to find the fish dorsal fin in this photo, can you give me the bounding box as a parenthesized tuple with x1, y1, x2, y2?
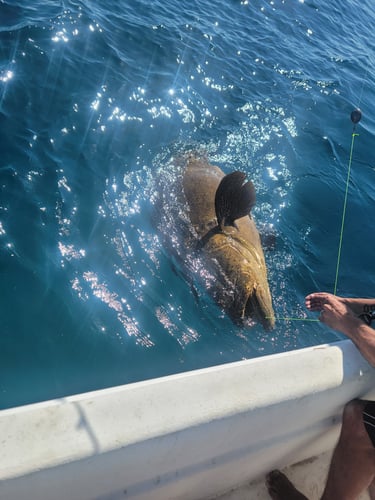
(214, 171, 256, 229)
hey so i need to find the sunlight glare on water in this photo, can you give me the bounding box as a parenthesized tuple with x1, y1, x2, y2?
(1, 0, 375, 408)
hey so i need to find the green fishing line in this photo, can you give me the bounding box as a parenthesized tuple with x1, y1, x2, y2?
(333, 109, 361, 295)
(267, 317, 319, 322)
(274, 109, 362, 322)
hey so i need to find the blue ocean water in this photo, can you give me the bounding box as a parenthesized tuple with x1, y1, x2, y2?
(1, 0, 375, 409)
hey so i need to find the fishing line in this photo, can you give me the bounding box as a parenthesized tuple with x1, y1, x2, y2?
(270, 109, 362, 324)
(333, 108, 362, 295)
(267, 316, 319, 323)
(356, 57, 370, 110)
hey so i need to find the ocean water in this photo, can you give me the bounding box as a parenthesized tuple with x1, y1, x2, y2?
(1, 0, 375, 409)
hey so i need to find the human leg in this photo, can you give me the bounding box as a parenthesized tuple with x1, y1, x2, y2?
(266, 399, 375, 500)
(320, 399, 375, 499)
(366, 404, 375, 500)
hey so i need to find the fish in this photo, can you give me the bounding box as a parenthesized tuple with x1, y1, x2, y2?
(155, 153, 275, 330)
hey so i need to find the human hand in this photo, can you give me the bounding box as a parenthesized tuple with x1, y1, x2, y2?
(305, 292, 361, 335)
(305, 292, 335, 312)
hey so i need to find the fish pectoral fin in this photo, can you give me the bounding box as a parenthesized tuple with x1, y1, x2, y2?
(196, 225, 221, 250)
(214, 171, 256, 228)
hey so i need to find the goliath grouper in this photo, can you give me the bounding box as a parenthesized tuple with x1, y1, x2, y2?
(157, 154, 275, 330)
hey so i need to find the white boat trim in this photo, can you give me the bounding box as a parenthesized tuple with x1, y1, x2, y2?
(1, 339, 375, 500)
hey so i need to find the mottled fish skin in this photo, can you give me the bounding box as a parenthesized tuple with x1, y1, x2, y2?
(182, 155, 275, 330)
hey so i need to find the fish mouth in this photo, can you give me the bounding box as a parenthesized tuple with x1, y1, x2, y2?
(213, 276, 275, 330)
(244, 288, 275, 331)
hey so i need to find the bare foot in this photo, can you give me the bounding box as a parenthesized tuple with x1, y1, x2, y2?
(266, 470, 308, 500)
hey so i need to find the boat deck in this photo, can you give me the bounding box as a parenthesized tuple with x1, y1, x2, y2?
(213, 451, 370, 500)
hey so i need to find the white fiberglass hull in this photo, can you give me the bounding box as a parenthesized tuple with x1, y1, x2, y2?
(1, 339, 375, 500)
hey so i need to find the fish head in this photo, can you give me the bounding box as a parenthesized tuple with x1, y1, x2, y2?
(243, 282, 275, 331)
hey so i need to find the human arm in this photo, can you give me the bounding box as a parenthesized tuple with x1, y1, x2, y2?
(343, 320, 375, 367)
(305, 292, 375, 367)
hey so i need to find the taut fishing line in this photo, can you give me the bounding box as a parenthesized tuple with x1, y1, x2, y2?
(270, 109, 362, 324)
(333, 109, 362, 296)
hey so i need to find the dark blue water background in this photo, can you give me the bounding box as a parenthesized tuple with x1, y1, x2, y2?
(1, 0, 375, 409)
